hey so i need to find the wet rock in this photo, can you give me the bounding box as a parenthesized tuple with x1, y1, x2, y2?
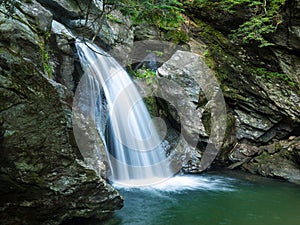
(229, 137, 300, 184)
(0, 1, 122, 224)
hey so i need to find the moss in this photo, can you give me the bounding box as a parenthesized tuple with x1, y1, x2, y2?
(256, 151, 271, 163)
(164, 29, 190, 44)
(224, 112, 236, 140)
(253, 67, 298, 89)
(39, 34, 53, 79)
(274, 143, 282, 152)
(195, 18, 298, 98)
(107, 14, 123, 24)
(194, 19, 239, 86)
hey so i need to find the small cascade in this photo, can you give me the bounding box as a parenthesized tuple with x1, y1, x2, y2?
(75, 40, 175, 186)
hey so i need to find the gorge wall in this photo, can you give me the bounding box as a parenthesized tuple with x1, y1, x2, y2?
(182, 0, 300, 183)
(0, 1, 126, 224)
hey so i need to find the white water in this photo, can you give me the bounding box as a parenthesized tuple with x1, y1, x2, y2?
(114, 175, 236, 192)
(75, 41, 175, 186)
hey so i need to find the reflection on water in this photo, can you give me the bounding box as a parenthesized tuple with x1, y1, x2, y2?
(104, 171, 300, 225)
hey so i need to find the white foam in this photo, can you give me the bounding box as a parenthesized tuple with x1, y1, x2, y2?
(113, 175, 236, 192)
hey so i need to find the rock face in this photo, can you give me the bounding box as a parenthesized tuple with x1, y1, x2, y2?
(182, 0, 300, 183)
(157, 50, 227, 173)
(0, 1, 123, 224)
(36, 0, 134, 49)
(229, 137, 300, 184)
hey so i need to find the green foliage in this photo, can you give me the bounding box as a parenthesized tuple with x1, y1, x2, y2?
(255, 67, 296, 86)
(111, 0, 187, 42)
(37, 31, 53, 78)
(40, 40, 53, 78)
(232, 16, 277, 47)
(133, 67, 157, 85)
(119, 0, 184, 29)
(183, 0, 286, 47)
(127, 63, 157, 85)
(229, 0, 286, 47)
(146, 50, 164, 57)
(106, 14, 123, 24)
(164, 29, 190, 43)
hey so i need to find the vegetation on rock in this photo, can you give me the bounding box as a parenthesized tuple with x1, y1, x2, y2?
(183, 0, 286, 47)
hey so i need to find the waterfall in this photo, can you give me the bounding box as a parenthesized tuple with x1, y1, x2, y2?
(75, 40, 174, 186)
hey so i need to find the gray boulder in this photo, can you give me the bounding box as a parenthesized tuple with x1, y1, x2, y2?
(157, 50, 227, 173)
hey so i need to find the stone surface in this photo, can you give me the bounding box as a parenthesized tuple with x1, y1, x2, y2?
(186, 0, 300, 182)
(0, 1, 123, 224)
(229, 137, 300, 185)
(37, 0, 134, 49)
(36, 0, 81, 25)
(157, 50, 227, 173)
(50, 20, 78, 91)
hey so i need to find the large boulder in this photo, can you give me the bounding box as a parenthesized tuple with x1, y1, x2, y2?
(0, 1, 122, 224)
(157, 50, 227, 173)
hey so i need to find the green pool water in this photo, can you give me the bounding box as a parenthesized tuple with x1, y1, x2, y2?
(103, 171, 300, 225)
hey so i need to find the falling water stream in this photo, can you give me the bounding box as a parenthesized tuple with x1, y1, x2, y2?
(75, 40, 175, 186)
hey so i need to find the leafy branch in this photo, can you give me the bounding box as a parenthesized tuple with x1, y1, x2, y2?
(228, 0, 286, 47)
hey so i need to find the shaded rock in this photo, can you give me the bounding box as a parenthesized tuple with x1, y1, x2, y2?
(36, 0, 81, 25)
(190, 18, 300, 145)
(99, 10, 133, 47)
(0, 10, 43, 71)
(272, 49, 300, 85)
(0, 1, 122, 224)
(134, 24, 160, 41)
(185, 2, 252, 34)
(269, 0, 300, 51)
(19, 0, 53, 32)
(50, 20, 78, 91)
(185, 1, 300, 183)
(37, 0, 134, 49)
(229, 143, 261, 162)
(229, 137, 300, 184)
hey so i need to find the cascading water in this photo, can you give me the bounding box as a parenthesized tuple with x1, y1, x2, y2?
(75, 40, 175, 186)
